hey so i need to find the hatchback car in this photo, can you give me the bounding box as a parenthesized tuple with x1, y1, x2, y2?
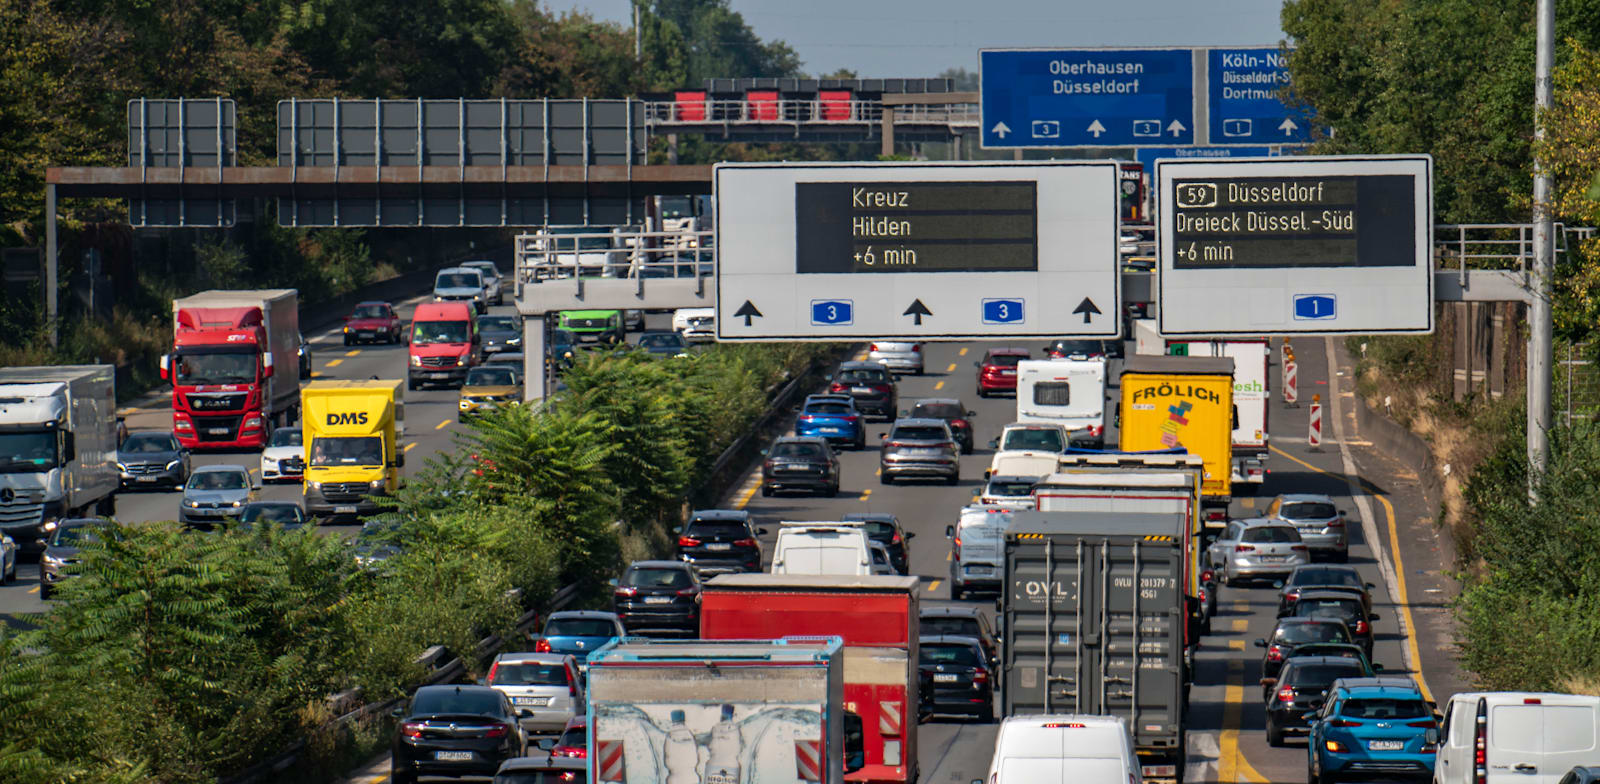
(979, 475, 1037, 510)
(867, 341, 925, 375)
(611, 560, 702, 635)
(460, 365, 523, 420)
(38, 517, 106, 599)
(1206, 518, 1309, 585)
(1264, 655, 1373, 746)
(493, 755, 586, 783)
(549, 715, 586, 759)
(919, 606, 1001, 668)
(841, 512, 913, 575)
(391, 684, 527, 784)
(179, 464, 258, 529)
(795, 394, 866, 450)
(907, 398, 976, 454)
(1268, 493, 1350, 562)
(919, 635, 995, 722)
(676, 509, 767, 575)
(828, 361, 897, 420)
(1285, 589, 1380, 657)
(259, 426, 304, 483)
(1307, 678, 1439, 784)
(343, 300, 402, 345)
(760, 436, 840, 497)
(116, 430, 190, 490)
(1277, 565, 1375, 615)
(486, 653, 582, 735)
(236, 501, 310, 531)
(879, 418, 960, 485)
(974, 347, 1029, 397)
(1256, 617, 1356, 679)
(533, 611, 624, 666)
(636, 330, 689, 358)
(478, 315, 523, 354)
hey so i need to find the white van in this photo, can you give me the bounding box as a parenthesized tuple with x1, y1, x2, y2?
(985, 422, 1070, 480)
(770, 522, 872, 576)
(1436, 692, 1600, 784)
(984, 714, 1139, 784)
(945, 505, 1015, 600)
(1016, 359, 1107, 448)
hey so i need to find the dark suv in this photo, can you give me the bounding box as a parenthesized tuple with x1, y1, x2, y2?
(907, 398, 977, 454)
(918, 635, 995, 722)
(612, 560, 702, 636)
(1284, 589, 1379, 657)
(1263, 655, 1372, 746)
(761, 436, 840, 497)
(827, 361, 897, 420)
(841, 512, 913, 574)
(919, 606, 1000, 668)
(390, 684, 526, 784)
(676, 510, 767, 575)
(879, 418, 960, 485)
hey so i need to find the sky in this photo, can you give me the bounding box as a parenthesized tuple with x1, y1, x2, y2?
(544, 0, 1289, 78)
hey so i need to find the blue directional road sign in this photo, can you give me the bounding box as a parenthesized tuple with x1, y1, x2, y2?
(1208, 48, 1315, 145)
(1134, 146, 1273, 170)
(982, 48, 1195, 148)
(810, 299, 854, 326)
(981, 298, 1025, 324)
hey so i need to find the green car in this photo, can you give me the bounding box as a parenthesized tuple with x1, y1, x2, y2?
(558, 309, 624, 345)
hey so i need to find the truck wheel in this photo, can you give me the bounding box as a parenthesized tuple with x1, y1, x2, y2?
(879, 472, 892, 485)
(951, 582, 964, 601)
(945, 473, 960, 486)
(96, 493, 116, 517)
(39, 582, 51, 601)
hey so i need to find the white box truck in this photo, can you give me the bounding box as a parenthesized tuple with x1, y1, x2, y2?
(0, 365, 119, 553)
(1166, 339, 1270, 490)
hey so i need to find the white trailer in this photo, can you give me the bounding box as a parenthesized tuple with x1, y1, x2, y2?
(1165, 339, 1270, 489)
(0, 365, 119, 551)
(1014, 359, 1106, 448)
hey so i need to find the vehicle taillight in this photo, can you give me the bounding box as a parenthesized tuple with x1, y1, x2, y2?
(911, 344, 921, 352)
(1328, 719, 1361, 728)
(487, 662, 499, 682)
(1205, 510, 1228, 522)
(891, 531, 902, 544)
(1266, 645, 1284, 662)
(555, 746, 588, 759)
(401, 721, 425, 738)
(1285, 590, 1300, 602)
(1200, 569, 1215, 583)
(873, 383, 892, 393)
(972, 670, 989, 684)
(1327, 518, 1345, 528)
(1474, 697, 1488, 784)
(1353, 620, 1369, 635)
(870, 343, 880, 352)
(677, 536, 701, 547)
(484, 723, 509, 738)
(952, 419, 968, 429)
(733, 538, 758, 547)
(798, 415, 816, 422)
(1235, 544, 1256, 553)
(842, 415, 858, 423)
(1291, 545, 1310, 552)
(886, 441, 907, 449)
(535, 639, 552, 653)
(1407, 719, 1437, 728)
(614, 586, 638, 597)
(1089, 424, 1103, 437)
(829, 382, 847, 393)
(1278, 686, 1296, 703)
(676, 587, 699, 597)
(1324, 740, 1349, 752)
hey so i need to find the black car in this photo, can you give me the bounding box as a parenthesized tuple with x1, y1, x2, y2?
(636, 330, 689, 358)
(761, 436, 840, 497)
(493, 755, 587, 783)
(906, 398, 977, 454)
(1277, 565, 1375, 615)
(237, 501, 311, 531)
(39, 517, 108, 600)
(391, 684, 528, 784)
(1264, 655, 1371, 746)
(116, 430, 190, 490)
(479, 315, 523, 354)
(676, 509, 767, 575)
(1256, 617, 1355, 679)
(918, 606, 1000, 668)
(841, 512, 913, 575)
(1285, 589, 1379, 657)
(548, 329, 580, 372)
(918, 635, 995, 722)
(1043, 339, 1109, 360)
(827, 361, 897, 420)
(611, 560, 702, 636)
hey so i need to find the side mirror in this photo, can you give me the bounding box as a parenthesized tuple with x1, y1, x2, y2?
(1365, 582, 1375, 589)
(945, 525, 955, 538)
(159, 353, 171, 381)
(967, 410, 976, 417)
(1272, 580, 1284, 588)
(1373, 662, 1385, 672)
(972, 361, 981, 368)
(988, 439, 999, 449)
(1303, 711, 1320, 722)
(252, 482, 262, 492)
(672, 526, 682, 534)
(1253, 638, 1267, 648)
(756, 527, 769, 536)
(899, 410, 908, 417)
(391, 706, 406, 718)
(607, 578, 619, 587)
(879, 432, 887, 439)
(1339, 509, 1349, 517)
(61, 432, 76, 462)
(535, 737, 558, 751)
(396, 452, 406, 468)
(906, 531, 916, 539)
(262, 351, 275, 378)
(1368, 613, 1381, 620)
(1425, 728, 1440, 746)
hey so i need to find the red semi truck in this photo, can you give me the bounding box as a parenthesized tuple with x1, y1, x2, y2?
(701, 574, 919, 784)
(162, 289, 300, 450)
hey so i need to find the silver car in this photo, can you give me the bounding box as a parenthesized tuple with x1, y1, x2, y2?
(178, 464, 259, 528)
(1207, 518, 1308, 586)
(486, 653, 583, 735)
(879, 418, 960, 485)
(1266, 493, 1349, 562)
(868, 341, 925, 375)
(979, 475, 1037, 510)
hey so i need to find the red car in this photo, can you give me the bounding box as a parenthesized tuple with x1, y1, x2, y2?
(342, 300, 402, 345)
(974, 347, 1029, 397)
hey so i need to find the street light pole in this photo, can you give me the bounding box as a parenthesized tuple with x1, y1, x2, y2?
(1529, 0, 1556, 491)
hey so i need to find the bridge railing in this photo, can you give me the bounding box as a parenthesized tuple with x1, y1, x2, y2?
(513, 228, 714, 299)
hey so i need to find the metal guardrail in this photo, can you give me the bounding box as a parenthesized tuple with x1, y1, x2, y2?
(640, 99, 979, 128)
(514, 228, 714, 299)
(1435, 223, 1596, 283)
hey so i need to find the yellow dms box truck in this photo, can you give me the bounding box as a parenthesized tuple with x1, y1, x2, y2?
(1118, 355, 1235, 524)
(300, 380, 404, 519)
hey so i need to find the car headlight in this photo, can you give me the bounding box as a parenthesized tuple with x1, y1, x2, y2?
(230, 500, 243, 508)
(343, 326, 351, 333)
(507, 337, 522, 346)
(459, 399, 472, 410)
(307, 481, 322, 490)
(410, 355, 422, 367)
(369, 479, 386, 491)
(42, 553, 63, 567)
(166, 459, 181, 470)
(116, 463, 128, 472)
(186, 499, 200, 508)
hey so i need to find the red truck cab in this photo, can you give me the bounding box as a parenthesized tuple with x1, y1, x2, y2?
(408, 302, 480, 390)
(164, 290, 300, 450)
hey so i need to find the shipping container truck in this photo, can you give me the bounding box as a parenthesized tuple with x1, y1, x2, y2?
(1117, 355, 1235, 522)
(0, 365, 118, 552)
(300, 380, 404, 519)
(585, 636, 862, 784)
(700, 574, 919, 784)
(1000, 510, 1189, 784)
(163, 289, 300, 450)
(1165, 339, 1270, 491)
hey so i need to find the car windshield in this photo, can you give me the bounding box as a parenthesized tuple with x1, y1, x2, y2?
(174, 350, 257, 385)
(893, 426, 948, 441)
(805, 402, 854, 415)
(479, 316, 517, 331)
(53, 525, 102, 546)
(1275, 622, 1350, 644)
(639, 333, 685, 349)
(858, 521, 897, 541)
(623, 568, 692, 589)
(921, 644, 981, 667)
(121, 433, 176, 453)
(491, 662, 569, 686)
(411, 688, 502, 716)
(1291, 568, 1362, 588)
(557, 723, 586, 749)
(770, 442, 825, 459)
(658, 196, 695, 219)
(1293, 645, 1366, 663)
(268, 428, 302, 448)
(493, 770, 587, 784)
(1243, 526, 1300, 544)
(1299, 599, 1363, 620)
(987, 480, 1034, 497)
(921, 617, 980, 638)
(545, 618, 618, 638)
(465, 263, 498, 279)
(1281, 501, 1338, 519)
(351, 304, 389, 319)
(1340, 698, 1431, 719)
(412, 320, 470, 345)
(1286, 663, 1367, 686)
(986, 353, 1025, 366)
(0, 431, 60, 471)
(685, 521, 750, 539)
(437, 272, 481, 289)
(189, 471, 247, 490)
(913, 402, 964, 419)
(837, 369, 888, 384)
(467, 368, 518, 387)
(1050, 340, 1101, 355)
(241, 505, 302, 523)
(310, 436, 384, 467)
(1001, 429, 1064, 452)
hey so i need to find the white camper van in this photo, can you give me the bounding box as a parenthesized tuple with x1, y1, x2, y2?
(1015, 359, 1106, 448)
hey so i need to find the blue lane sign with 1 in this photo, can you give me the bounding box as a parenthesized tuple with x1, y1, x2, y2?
(981, 298, 1025, 324)
(1292, 294, 1337, 321)
(981, 48, 1195, 148)
(1208, 48, 1314, 145)
(810, 299, 854, 326)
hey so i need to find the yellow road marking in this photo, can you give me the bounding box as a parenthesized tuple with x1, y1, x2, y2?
(934, 381, 945, 390)
(344, 349, 360, 357)
(403, 442, 416, 453)
(928, 579, 942, 593)
(1219, 659, 1272, 783)
(859, 488, 872, 502)
(946, 551, 952, 561)
(1228, 639, 1245, 650)
(1240, 497, 1256, 509)
(1233, 599, 1249, 611)
(945, 363, 957, 372)
(326, 358, 344, 368)
(1230, 618, 1248, 632)
(875, 468, 882, 476)
(27, 584, 39, 595)
(958, 347, 968, 356)
(434, 420, 450, 430)
(732, 478, 761, 510)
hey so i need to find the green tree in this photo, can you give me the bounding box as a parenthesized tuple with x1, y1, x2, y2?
(645, 0, 802, 84)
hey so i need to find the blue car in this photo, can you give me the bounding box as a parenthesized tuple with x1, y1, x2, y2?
(1307, 677, 1439, 784)
(534, 610, 624, 666)
(795, 394, 866, 450)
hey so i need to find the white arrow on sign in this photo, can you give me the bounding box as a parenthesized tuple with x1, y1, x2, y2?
(1166, 119, 1187, 137)
(1279, 118, 1300, 135)
(1087, 120, 1106, 138)
(991, 121, 1011, 139)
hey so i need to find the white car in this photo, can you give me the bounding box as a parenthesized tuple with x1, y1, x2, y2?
(460, 260, 503, 306)
(867, 341, 924, 375)
(979, 475, 1038, 510)
(259, 427, 304, 483)
(673, 307, 715, 343)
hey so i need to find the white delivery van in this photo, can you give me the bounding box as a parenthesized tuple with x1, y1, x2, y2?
(770, 522, 872, 576)
(1436, 692, 1600, 784)
(1016, 359, 1106, 448)
(944, 505, 1015, 600)
(984, 714, 1140, 784)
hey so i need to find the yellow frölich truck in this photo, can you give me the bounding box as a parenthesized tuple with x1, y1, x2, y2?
(1118, 355, 1235, 526)
(301, 380, 404, 519)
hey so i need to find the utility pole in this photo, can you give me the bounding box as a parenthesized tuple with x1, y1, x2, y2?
(633, 1, 642, 63)
(1530, 0, 1556, 490)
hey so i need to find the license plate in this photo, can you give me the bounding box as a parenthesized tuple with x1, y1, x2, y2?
(434, 750, 473, 761)
(819, 427, 841, 434)
(1260, 555, 1287, 562)
(429, 372, 451, 379)
(1368, 740, 1405, 751)
(335, 506, 358, 514)
(643, 596, 673, 604)
(137, 476, 158, 483)
(933, 674, 958, 682)
(1001, 369, 1016, 375)
(781, 465, 812, 472)
(512, 696, 549, 706)
(851, 386, 872, 394)
(706, 543, 732, 551)
(965, 565, 994, 575)
(207, 427, 229, 435)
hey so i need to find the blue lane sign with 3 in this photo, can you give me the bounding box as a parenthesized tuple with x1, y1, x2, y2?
(981, 298, 1025, 324)
(1293, 294, 1337, 321)
(810, 299, 854, 326)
